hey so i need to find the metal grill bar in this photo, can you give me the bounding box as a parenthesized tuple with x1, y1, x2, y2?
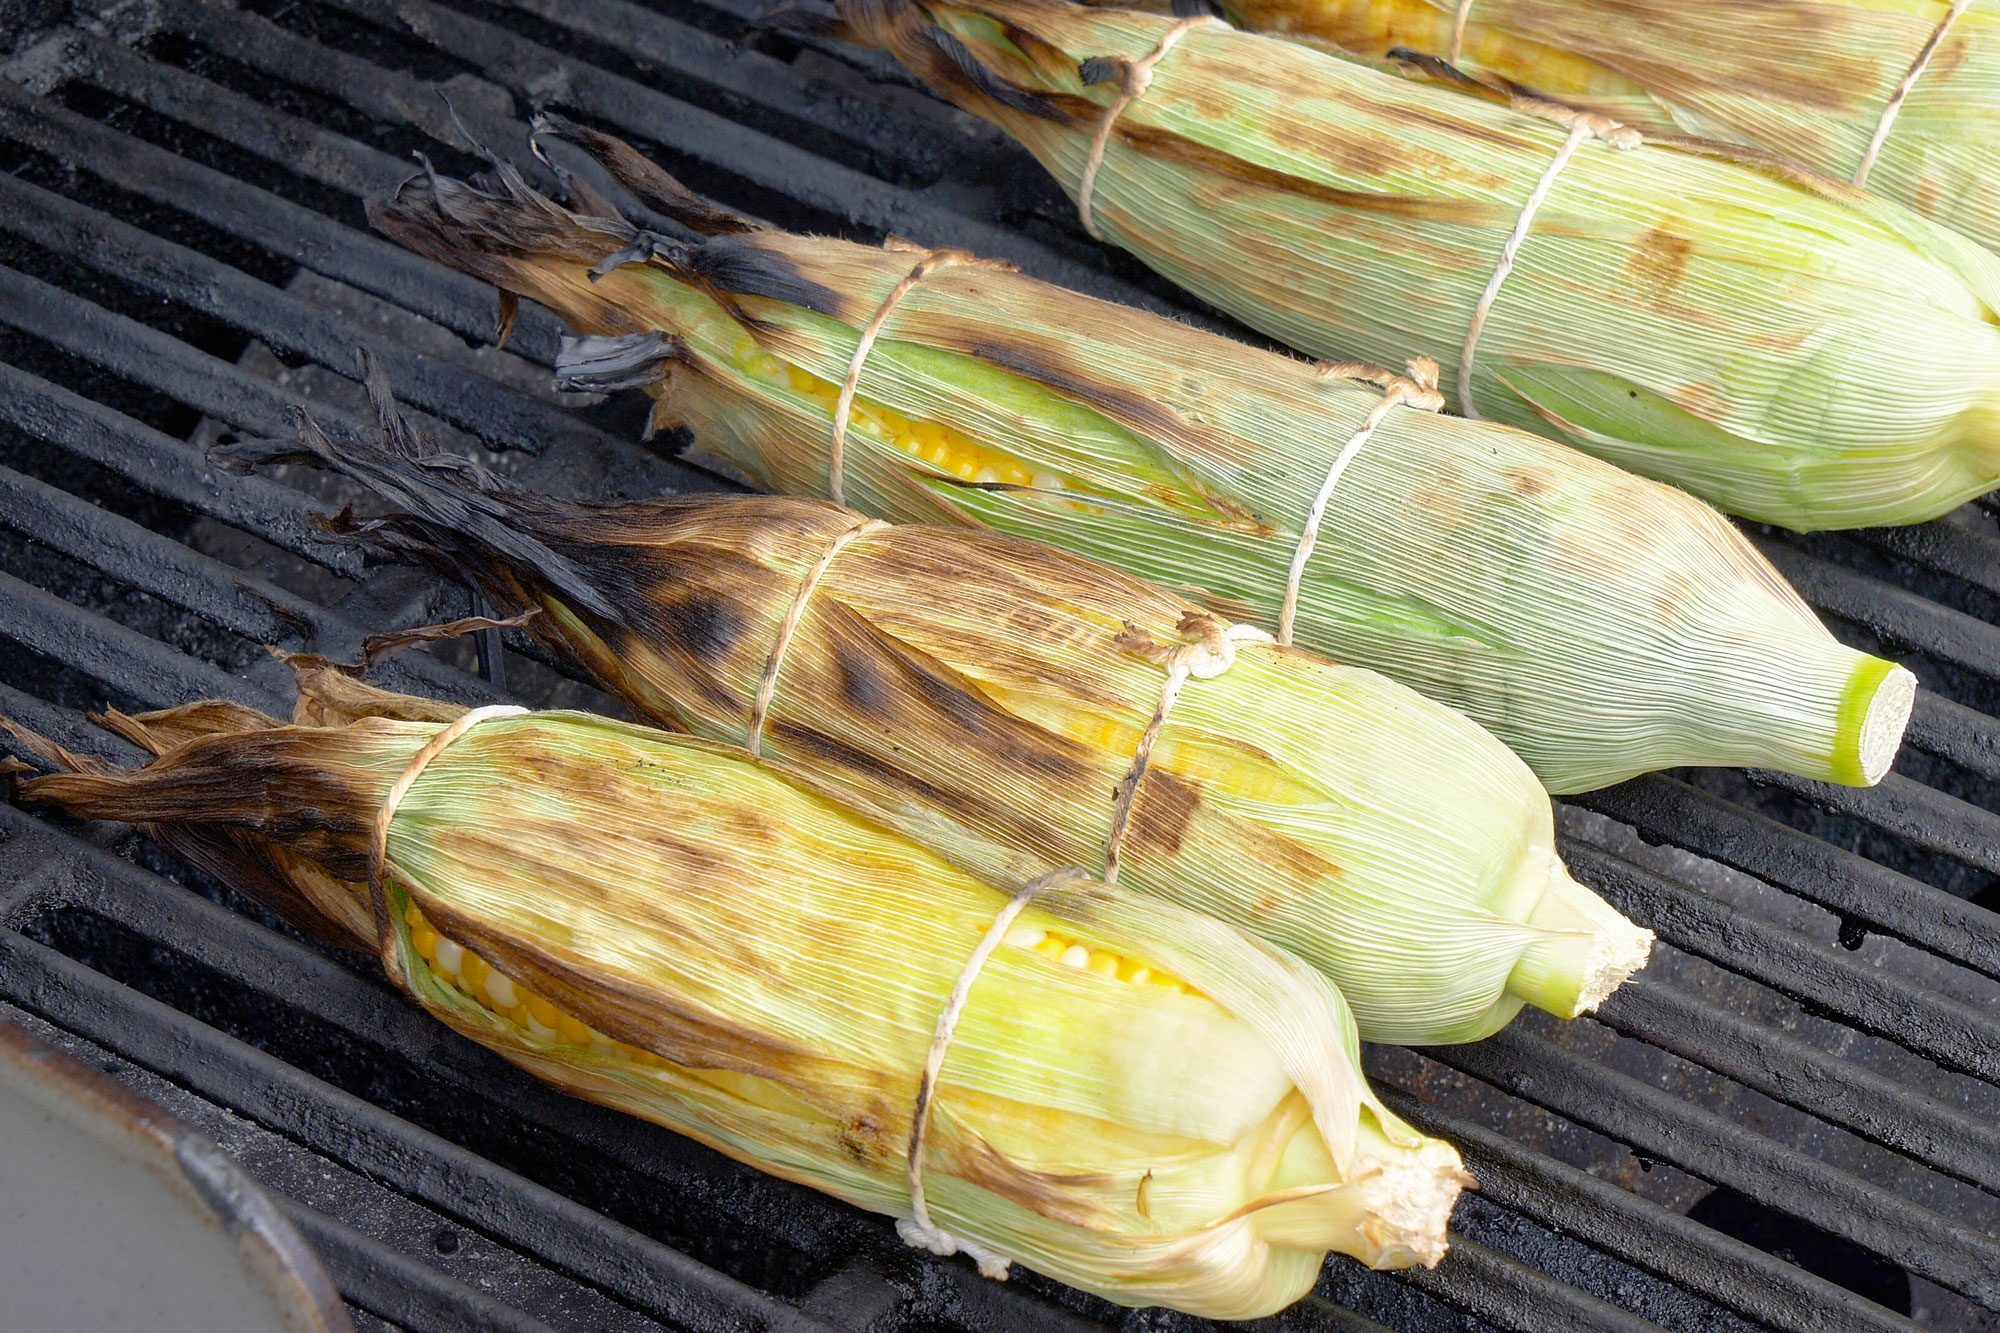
(1574, 777, 2000, 980)
(0, 169, 590, 457)
(0, 79, 519, 356)
(1905, 693, 2000, 783)
(0, 360, 354, 571)
(1595, 978, 2000, 1196)
(1761, 540, 2000, 676)
(1423, 1029, 2000, 1304)
(1382, 1090, 1911, 1333)
(1564, 838, 2000, 1083)
(1858, 514, 2000, 601)
(1750, 769, 2000, 877)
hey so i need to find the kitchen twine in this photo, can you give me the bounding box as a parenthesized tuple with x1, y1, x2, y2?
(1458, 96, 1642, 418)
(828, 242, 1015, 507)
(899, 864, 1091, 1277)
(1077, 15, 1226, 241)
(1103, 614, 1273, 883)
(1855, 0, 1976, 187)
(1279, 358, 1446, 644)
(746, 517, 890, 754)
(371, 704, 530, 891)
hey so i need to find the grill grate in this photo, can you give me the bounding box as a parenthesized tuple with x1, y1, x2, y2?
(3, 1, 1998, 1329)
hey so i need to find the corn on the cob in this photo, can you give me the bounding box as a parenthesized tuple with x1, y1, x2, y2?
(825, 0, 2000, 530)
(368, 129, 1915, 796)
(2, 687, 1467, 1318)
(224, 379, 1651, 1045)
(1209, 0, 2000, 256)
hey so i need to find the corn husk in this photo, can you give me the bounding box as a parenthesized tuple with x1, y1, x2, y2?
(827, 0, 2000, 530)
(223, 379, 1651, 1045)
(1, 685, 1469, 1318)
(368, 129, 1915, 795)
(1211, 0, 2000, 256)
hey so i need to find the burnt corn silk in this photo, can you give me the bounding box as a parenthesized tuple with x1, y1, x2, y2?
(829, 0, 2000, 531)
(223, 374, 1651, 1046)
(369, 124, 1916, 797)
(1, 678, 1468, 1318)
(1207, 0, 2000, 256)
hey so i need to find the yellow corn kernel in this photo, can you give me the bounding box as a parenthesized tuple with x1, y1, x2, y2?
(1086, 950, 1121, 978)
(555, 1013, 594, 1046)
(1032, 935, 1067, 959)
(404, 904, 424, 927)
(1059, 944, 1091, 969)
(410, 927, 440, 962)
(1126, 964, 1153, 986)
(460, 951, 491, 995)
(525, 993, 562, 1030)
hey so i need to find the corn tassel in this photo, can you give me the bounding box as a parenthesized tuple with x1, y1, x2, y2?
(2, 686, 1467, 1318)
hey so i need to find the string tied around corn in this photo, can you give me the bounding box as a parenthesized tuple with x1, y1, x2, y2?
(829, 239, 1015, 506)
(1279, 358, 1445, 645)
(1457, 94, 1642, 419)
(370, 704, 529, 896)
(1855, 0, 1976, 188)
(1103, 614, 1273, 883)
(899, 863, 1091, 1279)
(747, 517, 890, 754)
(1076, 15, 1226, 242)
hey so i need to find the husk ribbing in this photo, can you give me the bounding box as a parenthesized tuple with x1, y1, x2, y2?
(231, 381, 1651, 1045)
(367, 135, 1913, 795)
(1215, 0, 2000, 256)
(3, 693, 1466, 1317)
(835, 0, 2000, 531)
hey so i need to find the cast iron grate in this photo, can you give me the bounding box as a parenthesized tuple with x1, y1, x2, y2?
(1, 1, 1997, 1329)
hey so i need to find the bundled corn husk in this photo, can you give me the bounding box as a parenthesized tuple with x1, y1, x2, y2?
(368, 126, 1916, 796)
(1207, 0, 2000, 256)
(1, 678, 1470, 1317)
(827, 0, 2000, 530)
(221, 373, 1651, 1045)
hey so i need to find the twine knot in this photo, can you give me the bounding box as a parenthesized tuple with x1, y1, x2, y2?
(1115, 613, 1274, 681)
(1315, 357, 1447, 413)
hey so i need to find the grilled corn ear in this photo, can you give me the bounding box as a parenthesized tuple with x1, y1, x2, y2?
(3, 692, 1467, 1318)
(830, 0, 2000, 530)
(1211, 0, 2000, 256)
(225, 375, 1654, 1045)
(369, 132, 1915, 793)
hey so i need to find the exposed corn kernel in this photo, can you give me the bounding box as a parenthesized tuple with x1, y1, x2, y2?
(403, 904, 424, 927)
(556, 1014, 594, 1046)
(460, 951, 491, 993)
(526, 994, 563, 1029)
(411, 927, 440, 962)
(485, 970, 521, 1010)
(1086, 950, 1121, 978)
(432, 936, 465, 977)
(1059, 944, 1091, 969)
